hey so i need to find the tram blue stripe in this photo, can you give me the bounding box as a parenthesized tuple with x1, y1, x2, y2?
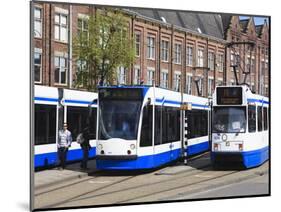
(34, 147, 96, 168)
(34, 97, 58, 102)
(247, 98, 269, 105)
(211, 146, 268, 168)
(96, 141, 209, 170)
(64, 99, 97, 105)
(155, 99, 208, 109)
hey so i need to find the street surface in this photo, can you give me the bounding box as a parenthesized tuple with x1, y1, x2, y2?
(34, 153, 269, 210)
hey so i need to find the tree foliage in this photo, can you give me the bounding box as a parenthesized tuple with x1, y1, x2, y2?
(73, 8, 135, 91)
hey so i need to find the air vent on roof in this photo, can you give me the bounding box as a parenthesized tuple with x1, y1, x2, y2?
(161, 16, 167, 23)
(197, 27, 202, 33)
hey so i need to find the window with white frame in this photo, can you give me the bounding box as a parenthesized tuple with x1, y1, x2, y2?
(174, 43, 182, 64)
(186, 74, 192, 94)
(186, 46, 193, 66)
(217, 78, 223, 86)
(34, 49, 42, 83)
(198, 77, 203, 96)
(161, 40, 169, 62)
(217, 53, 224, 72)
(208, 51, 215, 70)
(197, 48, 204, 67)
(117, 66, 127, 85)
(135, 33, 141, 57)
(77, 17, 89, 39)
(208, 78, 214, 96)
(161, 71, 168, 88)
(55, 13, 68, 42)
(54, 56, 68, 85)
(147, 69, 155, 85)
(174, 72, 181, 91)
(34, 7, 42, 38)
(147, 36, 155, 59)
(134, 67, 141, 85)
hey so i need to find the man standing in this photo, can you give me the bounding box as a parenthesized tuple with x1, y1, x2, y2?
(58, 123, 72, 170)
(80, 127, 91, 170)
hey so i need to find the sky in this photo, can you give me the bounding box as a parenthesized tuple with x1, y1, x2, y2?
(240, 16, 269, 25)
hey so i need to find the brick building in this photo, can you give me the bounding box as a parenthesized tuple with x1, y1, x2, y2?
(32, 2, 269, 97)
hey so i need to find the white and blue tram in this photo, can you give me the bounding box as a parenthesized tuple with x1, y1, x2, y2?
(34, 85, 98, 168)
(96, 85, 210, 170)
(211, 85, 269, 168)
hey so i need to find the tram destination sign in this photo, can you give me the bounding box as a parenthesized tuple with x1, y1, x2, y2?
(99, 88, 143, 100)
(216, 87, 242, 105)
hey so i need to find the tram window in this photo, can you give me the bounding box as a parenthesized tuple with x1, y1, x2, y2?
(248, 105, 256, 133)
(263, 107, 268, 131)
(140, 105, 152, 147)
(67, 106, 95, 140)
(162, 107, 168, 144)
(187, 109, 208, 139)
(257, 106, 263, 132)
(154, 106, 162, 145)
(161, 107, 180, 143)
(35, 104, 56, 145)
(89, 108, 97, 139)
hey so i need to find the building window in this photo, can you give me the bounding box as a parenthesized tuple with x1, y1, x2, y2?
(161, 40, 169, 62)
(34, 7, 42, 38)
(77, 18, 88, 39)
(161, 71, 168, 88)
(134, 67, 141, 85)
(117, 66, 126, 85)
(197, 48, 204, 67)
(135, 33, 141, 57)
(186, 46, 193, 66)
(217, 53, 224, 72)
(55, 13, 68, 42)
(147, 36, 155, 59)
(217, 79, 223, 86)
(147, 69, 155, 85)
(174, 73, 181, 91)
(174, 44, 182, 64)
(208, 78, 214, 97)
(34, 50, 42, 83)
(54, 56, 68, 85)
(208, 51, 215, 70)
(186, 75, 192, 94)
(198, 77, 203, 96)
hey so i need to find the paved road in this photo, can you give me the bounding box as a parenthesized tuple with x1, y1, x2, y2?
(34, 153, 269, 210)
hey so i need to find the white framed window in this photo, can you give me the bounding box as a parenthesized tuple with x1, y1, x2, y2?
(208, 77, 214, 97)
(198, 77, 203, 96)
(34, 7, 42, 38)
(135, 32, 141, 57)
(208, 51, 215, 70)
(217, 78, 223, 86)
(55, 13, 68, 42)
(161, 40, 169, 62)
(217, 53, 224, 72)
(34, 49, 42, 83)
(147, 68, 155, 85)
(186, 74, 192, 95)
(173, 72, 181, 91)
(186, 46, 193, 66)
(147, 36, 155, 59)
(54, 56, 68, 85)
(197, 48, 204, 67)
(117, 66, 127, 85)
(77, 17, 89, 40)
(134, 66, 141, 85)
(174, 43, 182, 64)
(161, 70, 168, 88)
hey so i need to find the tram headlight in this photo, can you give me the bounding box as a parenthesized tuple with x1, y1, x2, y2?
(130, 144, 136, 150)
(98, 144, 103, 150)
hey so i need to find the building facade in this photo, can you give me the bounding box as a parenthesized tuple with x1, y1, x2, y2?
(32, 2, 269, 97)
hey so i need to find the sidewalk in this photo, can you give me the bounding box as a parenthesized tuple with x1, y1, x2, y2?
(34, 159, 97, 190)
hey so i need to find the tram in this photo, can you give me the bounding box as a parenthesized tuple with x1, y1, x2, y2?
(34, 85, 98, 168)
(211, 85, 269, 168)
(96, 85, 210, 170)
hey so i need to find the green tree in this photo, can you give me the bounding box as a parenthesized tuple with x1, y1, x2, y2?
(73, 8, 135, 91)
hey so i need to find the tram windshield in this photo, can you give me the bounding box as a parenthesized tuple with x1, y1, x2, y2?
(212, 106, 246, 133)
(98, 100, 142, 140)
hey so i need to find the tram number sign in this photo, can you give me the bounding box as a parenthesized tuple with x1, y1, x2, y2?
(217, 87, 242, 105)
(99, 88, 143, 100)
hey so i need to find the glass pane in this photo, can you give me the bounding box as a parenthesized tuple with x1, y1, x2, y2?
(60, 57, 66, 67)
(55, 25, 60, 40)
(34, 53, 41, 64)
(61, 70, 66, 84)
(34, 21, 42, 37)
(34, 66, 41, 82)
(61, 27, 68, 42)
(54, 57, 59, 67)
(34, 8, 41, 19)
(61, 15, 67, 25)
(55, 14, 60, 23)
(55, 68, 60, 83)
(78, 19, 82, 29)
